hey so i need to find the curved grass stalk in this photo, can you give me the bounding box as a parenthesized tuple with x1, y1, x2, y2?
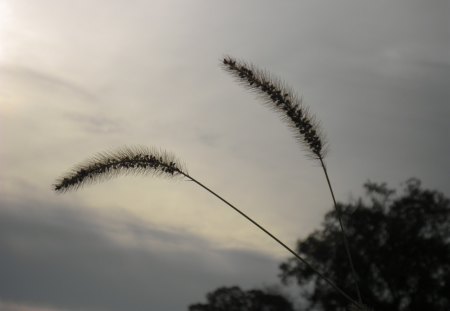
(54, 146, 362, 309)
(222, 55, 363, 306)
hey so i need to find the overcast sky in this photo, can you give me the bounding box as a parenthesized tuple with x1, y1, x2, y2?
(1, 0, 449, 310)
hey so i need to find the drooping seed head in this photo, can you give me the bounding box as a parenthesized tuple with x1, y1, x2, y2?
(54, 146, 187, 192)
(222, 56, 327, 160)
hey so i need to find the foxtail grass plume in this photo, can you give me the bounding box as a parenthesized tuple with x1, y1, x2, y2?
(54, 146, 187, 192)
(222, 56, 327, 160)
(223, 56, 363, 305)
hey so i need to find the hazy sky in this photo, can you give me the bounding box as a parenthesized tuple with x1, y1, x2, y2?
(1, 0, 449, 310)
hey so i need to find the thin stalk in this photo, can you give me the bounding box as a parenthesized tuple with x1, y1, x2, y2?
(181, 172, 362, 308)
(222, 56, 365, 308)
(319, 157, 363, 305)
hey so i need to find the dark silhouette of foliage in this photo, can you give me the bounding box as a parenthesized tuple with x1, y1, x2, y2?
(279, 179, 450, 311)
(188, 286, 295, 311)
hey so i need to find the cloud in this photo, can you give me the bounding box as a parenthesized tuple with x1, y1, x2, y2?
(0, 194, 281, 311)
(62, 112, 122, 134)
(0, 65, 98, 102)
(0, 301, 65, 311)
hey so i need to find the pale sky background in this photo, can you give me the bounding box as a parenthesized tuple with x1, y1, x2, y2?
(0, 0, 449, 310)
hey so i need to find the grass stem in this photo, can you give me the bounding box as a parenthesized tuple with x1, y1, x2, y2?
(182, 172, 362, 308)
(320, 157, 363, 305)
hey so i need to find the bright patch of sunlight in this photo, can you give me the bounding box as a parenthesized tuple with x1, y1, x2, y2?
(0, 1, 14, 61)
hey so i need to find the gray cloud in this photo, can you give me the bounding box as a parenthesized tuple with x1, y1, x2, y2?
(62, 113, 122, 134)
(0, 65, 98, 102)
(0, 195, 281, 311)
(0, 64, 123, 135)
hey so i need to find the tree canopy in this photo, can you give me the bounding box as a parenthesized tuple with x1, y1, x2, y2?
(188, 286, 294, 311)
(188, 180, 449, 310)
(280, 179, 450, 311)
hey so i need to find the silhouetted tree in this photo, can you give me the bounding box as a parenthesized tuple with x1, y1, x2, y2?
(280, 179, 450, 311)
(188, 286, 295, 311)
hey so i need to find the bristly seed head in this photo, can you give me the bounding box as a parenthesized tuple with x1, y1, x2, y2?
(54, 146, 187, 193)
(222, 55, 327, 159)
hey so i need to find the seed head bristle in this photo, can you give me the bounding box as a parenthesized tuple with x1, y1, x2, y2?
(53, 146, 187, 192)
(222, 56, 327, 159)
